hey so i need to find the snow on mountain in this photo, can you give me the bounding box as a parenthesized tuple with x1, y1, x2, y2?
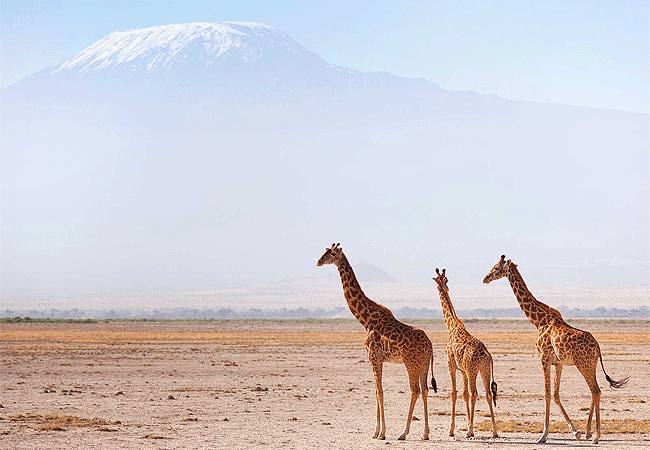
(8, 21, 444, 106)
(50, 22, 329, 76)
(2, 22, 648, 301)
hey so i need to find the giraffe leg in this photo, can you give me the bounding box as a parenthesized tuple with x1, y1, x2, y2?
(398, 365, 422, 440)
(552, 364, 581, 441)
(591, 387, 601, 445)
(448, 363, 458, 437)
(419, 356, 431, 440)
(538, 361, 552, 443)
(365, 336, 386, 440)
(577, 363, 601, 444)
(371, 360, 386, 439)
(585, 398, 595, 442)
(374, 392, 381, 439)
(466, 372, 479, 438)
(460, 371, 472, 438)
(480, 365, 498, 438)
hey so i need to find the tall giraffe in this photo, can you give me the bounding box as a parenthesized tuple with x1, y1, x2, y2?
(317, 243, 437, 440)
(433, 268, 498, 438)
(483, 255, 628, 444)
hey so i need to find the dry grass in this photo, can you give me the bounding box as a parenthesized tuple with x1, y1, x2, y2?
(474, 418, 650, 434)
(590, 333, 650, 345)
(471, 332, 648, 346)
(2, 322, 647, 348)
(0, 324, 367, 346)
(7, 414, 119, 432)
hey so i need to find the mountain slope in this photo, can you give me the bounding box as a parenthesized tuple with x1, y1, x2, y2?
(1, 23, 648, 299)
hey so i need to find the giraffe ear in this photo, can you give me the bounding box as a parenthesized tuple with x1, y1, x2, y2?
(435, 268, 440, 275)
(500, 255, 506, 261)
(442, 268, 446, 276)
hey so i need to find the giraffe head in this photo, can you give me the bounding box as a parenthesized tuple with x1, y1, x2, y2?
(432, 268, 449, 293)
(317, 243, 343, 266)
(483, 254, 516, 284)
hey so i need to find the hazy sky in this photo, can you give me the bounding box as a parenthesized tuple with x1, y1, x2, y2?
(2, 0, 648, 113)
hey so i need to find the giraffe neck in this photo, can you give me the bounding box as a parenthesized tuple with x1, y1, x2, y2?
(506, 265, 562, 329)
(334, 253, 387, 331)
(437, 284, 464, 333)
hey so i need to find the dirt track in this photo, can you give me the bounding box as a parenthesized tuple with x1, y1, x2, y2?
(1, 320, 648, 449)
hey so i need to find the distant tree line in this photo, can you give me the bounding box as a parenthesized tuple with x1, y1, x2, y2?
(2, 305, 648, 320)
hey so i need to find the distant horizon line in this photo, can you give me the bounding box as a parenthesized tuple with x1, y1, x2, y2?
(3, 304, 648, 321)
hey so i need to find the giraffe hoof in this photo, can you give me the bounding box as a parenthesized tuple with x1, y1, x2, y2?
(591, 437, 599, 445)
(422, 436, 429, 441)
(536, 437, 547, 444)
(574, 431, 581, 441)
(585, 432, 592, 440)
(397, 435, 406, 441)
(378, 435, 386, 440)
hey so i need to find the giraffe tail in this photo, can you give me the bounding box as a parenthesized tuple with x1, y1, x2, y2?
(490, 355, 497, 407)
(599, 351, 629, 389)
(430, 345, 437, 393)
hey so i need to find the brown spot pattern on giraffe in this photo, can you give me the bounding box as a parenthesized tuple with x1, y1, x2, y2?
(433, 268, 498, 438)
(317, 244, 435, 441)
(482, 256, 628, 444)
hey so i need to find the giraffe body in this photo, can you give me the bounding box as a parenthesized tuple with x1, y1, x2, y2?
(483, 255, 628, 444)
(317, 244, 436, 440)
(434, 268, 498, 438)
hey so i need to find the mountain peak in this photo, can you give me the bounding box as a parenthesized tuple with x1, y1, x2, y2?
(51, 22, 322, 76)
(355, 263, 399, 283)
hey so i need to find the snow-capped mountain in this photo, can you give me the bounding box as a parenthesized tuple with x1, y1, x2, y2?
(9, 21, 447, 104)
(50, 22, 331, 76)
(1, 23, 648, 300)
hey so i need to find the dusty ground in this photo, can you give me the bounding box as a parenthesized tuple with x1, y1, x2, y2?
(1, 320, 648, 449)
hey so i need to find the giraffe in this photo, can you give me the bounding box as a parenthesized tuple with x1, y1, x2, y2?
(433, 268, 498, 438)
(483, 255, 629, 444)
(317, 243, 437, 440)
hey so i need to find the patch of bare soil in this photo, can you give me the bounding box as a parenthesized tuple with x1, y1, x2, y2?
(1, 320, 648, 449)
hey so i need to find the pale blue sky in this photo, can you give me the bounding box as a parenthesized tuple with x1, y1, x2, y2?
(2, 0, 649, 112)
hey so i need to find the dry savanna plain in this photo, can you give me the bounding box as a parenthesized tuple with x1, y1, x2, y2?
(1, 319, 648, 449)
